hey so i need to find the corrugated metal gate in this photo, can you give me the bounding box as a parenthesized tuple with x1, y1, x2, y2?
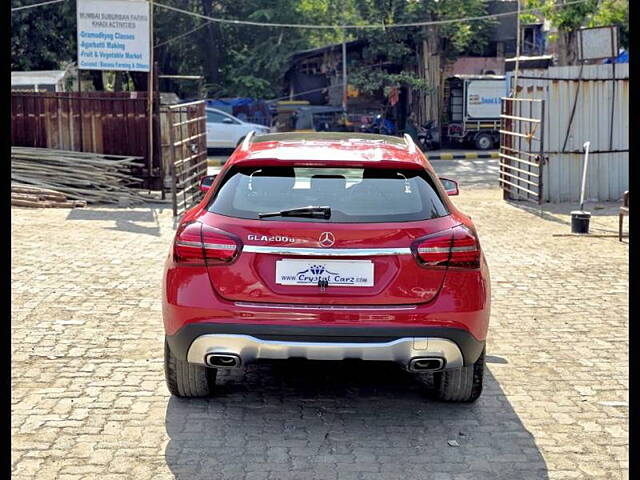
(509, 64, 628, 203)
(499, 97, 546, 205)
(162, 101, 208, 216)
(11, 91, 161, 189)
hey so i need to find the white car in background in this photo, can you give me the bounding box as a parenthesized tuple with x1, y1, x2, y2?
(206, 107, 270, 148)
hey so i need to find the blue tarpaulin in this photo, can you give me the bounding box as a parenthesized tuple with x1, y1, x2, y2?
(207, 97, 255, 107)
(604, 50, 628, 64)
(205, 98, 271, 125)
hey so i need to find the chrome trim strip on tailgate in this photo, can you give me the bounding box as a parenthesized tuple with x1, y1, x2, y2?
(243, 245, 412, 256)
(234, 302, 417, 311)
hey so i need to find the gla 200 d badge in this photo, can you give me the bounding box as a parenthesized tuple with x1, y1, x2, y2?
(247, 234, 299, 243)
(245, 233, 334, 246)
(318, 232, 335, 248)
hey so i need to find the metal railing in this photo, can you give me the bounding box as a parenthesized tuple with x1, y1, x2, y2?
(163, 100, 208, 216)
(499, 97, 546, 205)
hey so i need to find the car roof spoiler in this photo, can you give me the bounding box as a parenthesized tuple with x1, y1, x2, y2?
(240, 130, 256, 151)
(403, 133, 416, 153)
(239, 130, 419, 157)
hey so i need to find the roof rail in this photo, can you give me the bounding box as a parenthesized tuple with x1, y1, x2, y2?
(403, 133, 416, 153)
(240, 130, 255, 151)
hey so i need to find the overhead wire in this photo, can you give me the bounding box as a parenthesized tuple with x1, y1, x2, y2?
(11, 0, 64, 12)
(12, 0, 590, 103)
(152, 0, 586, 99)
(155, 20, 213, 49)
(153, 0, 588, 30)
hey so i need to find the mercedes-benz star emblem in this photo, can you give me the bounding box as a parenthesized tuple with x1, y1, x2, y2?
(318, 232, 335, 248)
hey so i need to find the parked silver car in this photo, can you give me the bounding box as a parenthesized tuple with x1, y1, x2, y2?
(206, 107, 270, 148)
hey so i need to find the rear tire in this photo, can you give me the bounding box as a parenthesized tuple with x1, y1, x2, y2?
(474, 133, 493, 150)
(164, 339, 216, 397)
(431, 348, 484, 402)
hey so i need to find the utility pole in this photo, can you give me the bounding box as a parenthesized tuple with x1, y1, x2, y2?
(148, 0, 154, 187)
(513, 0, 521, 97)
(341, 0, 347, 113)
(342, 28, 347, 112)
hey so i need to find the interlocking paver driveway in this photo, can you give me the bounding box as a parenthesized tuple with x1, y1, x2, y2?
(12, 188, 628, 480)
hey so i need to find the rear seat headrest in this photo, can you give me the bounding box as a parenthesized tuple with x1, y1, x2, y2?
(310, 175, 346, 193)
(250, 167, 295, 192)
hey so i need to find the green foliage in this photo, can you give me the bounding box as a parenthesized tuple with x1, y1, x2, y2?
(523, 0, 628, 49)
(434, 0, 495, 58)
(348, 0, 493, 100)
(11, 0, 77, 70)
(588, 0, 629, 49)
(350, 69, 432, 96)
(10, 0, 502, 98)
(214, 0, 355, 97)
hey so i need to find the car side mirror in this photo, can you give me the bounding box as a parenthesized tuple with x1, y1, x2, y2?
(199, 175, 216, 193)
(439, 177, 459, 196)
(222, 118, 234, 124)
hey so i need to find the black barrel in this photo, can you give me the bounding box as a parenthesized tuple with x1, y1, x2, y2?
(570, 210, 591, 234)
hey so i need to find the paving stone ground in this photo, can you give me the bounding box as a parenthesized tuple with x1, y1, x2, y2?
(12, 187, 628, 480)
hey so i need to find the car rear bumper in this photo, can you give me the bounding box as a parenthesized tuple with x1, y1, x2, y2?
(166, 323, 485, 368)
(163, 258, 490, 368)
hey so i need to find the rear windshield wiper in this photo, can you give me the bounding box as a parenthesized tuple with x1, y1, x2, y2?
(258, 206, 331, 219)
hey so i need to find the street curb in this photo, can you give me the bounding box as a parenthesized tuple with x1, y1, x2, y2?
(427, 152, 499, 160)
(207, 159, 226, 166)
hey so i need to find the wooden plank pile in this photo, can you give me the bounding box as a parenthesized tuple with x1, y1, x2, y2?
(11, 185, 87, 209)
(11, 147, 149, 205)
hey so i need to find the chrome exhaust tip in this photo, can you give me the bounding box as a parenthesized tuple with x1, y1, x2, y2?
(205, 353, 241, 368)
(408, 357, 445, 372)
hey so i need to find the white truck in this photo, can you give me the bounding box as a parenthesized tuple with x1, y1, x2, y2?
(442, 75, 505, 150)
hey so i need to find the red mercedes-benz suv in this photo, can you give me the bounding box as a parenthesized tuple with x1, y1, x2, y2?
(163, 132, 490, 402)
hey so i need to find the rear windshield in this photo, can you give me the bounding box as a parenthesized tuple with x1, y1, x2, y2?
(208, 167, 448, 223)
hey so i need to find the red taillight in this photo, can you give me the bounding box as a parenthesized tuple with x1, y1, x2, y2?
(449, 224, 480, 267)
(413, 225, 480, 269)
(174, 222, 241, 265)
(201, 224, 240, 263)
(174, 222, 204, 264)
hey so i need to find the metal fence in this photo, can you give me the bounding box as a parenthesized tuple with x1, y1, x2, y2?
(161, 101, 208, 216)
(11, 91, 162, 189)
(510, 64, 628, 202)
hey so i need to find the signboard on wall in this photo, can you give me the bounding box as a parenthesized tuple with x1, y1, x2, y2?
(77, 0, 150, 72)
(578, 26, 619, 61)
(466, 80, 503, 119)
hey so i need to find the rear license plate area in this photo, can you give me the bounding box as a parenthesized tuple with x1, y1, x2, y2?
(275, 259, 374, 287)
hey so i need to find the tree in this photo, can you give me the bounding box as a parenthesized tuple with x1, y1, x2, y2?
(523, 0, 628, 65)
(10, 0, 504, 102)
(209, 0, 350, 97)
(153, 0, 217, 95)
(11, 0, 77, 71)
(587, 0, 628, 50)
(347, 0, 494, 122)
(152, 0, 346, 98)
(155, 0, 493, 100)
